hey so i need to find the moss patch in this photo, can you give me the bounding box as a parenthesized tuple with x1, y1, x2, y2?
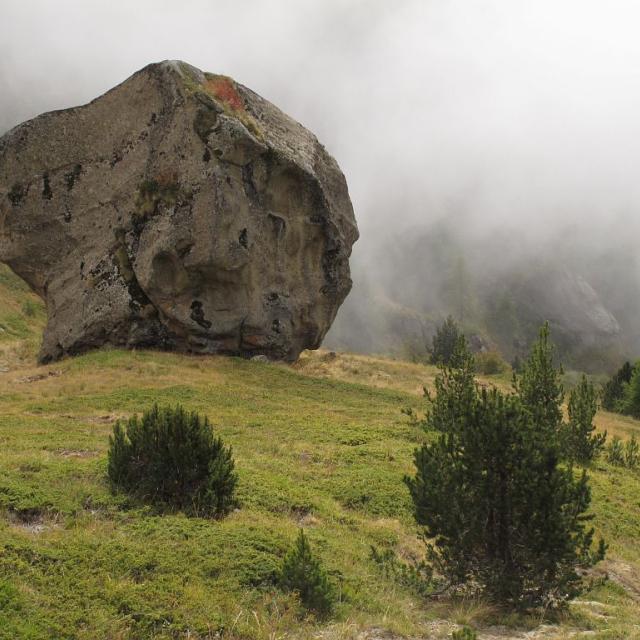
(134, 172, 185, 218)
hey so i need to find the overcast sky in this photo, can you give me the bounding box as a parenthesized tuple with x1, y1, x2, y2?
(2, 0, 640, 251)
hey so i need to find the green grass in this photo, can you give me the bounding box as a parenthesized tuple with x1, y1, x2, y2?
(0, 266, 640, 639)
(0, 349, 431, 639)
(0, 263, 46, 365)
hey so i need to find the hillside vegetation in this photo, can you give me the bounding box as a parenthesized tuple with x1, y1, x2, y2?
(1, 264, 640, 639)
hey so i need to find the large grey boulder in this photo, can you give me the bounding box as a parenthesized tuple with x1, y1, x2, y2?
(0, 61, 358, 362)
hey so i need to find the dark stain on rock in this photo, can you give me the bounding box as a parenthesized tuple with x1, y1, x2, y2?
(239, 228, 248, 248)
(268, 213, 286, 237)
(190, 300, 212, 329)
(110, 151, 123, 168)
(64, 164, 83, 191)
(42, 174, 52, 200)
(111, 228, 153, 312)
(7, 182, 26, 206)
(242, 163, 260, 203)
(176, 241, 193, 259)
(321, 243, 342, 296)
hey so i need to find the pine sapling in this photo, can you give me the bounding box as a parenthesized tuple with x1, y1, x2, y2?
(280, 529, 335, 616)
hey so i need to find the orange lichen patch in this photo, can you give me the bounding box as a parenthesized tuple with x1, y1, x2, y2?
(186, 70, 263, 140)
(203, 75, 245, 113)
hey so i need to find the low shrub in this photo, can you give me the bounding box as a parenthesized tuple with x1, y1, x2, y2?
(370, 545, 435, 596)
(625, 435, 640, 468)
(279, 529, 335, 617)
(107, 404, 238, 517)
(473, 349, 507, 375)
(607, 435, 638, 469)
(452, 628, 477, 640)
(607, 436, 625, 466)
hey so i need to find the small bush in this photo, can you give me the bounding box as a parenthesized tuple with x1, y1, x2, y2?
(107, 404, 238, 517)
(474, 349, 507, 375)
(608, 435, 640, 469)
(452, 628, 477, 640)
(370, 545, 435, 596)
(607, 436, 625, 466)
(625, 435, 640, 468)
(279, 529, 334, 617)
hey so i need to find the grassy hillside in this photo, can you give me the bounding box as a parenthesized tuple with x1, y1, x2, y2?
(1, 265, 640, 639)
(0, 264, 46, 368)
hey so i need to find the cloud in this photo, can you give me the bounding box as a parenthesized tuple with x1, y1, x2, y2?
(3, 0, 640, 346)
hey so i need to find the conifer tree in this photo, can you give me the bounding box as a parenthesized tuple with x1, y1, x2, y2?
(513, 322, 564, 441)
(107, 404, 238, 517)
(429, 315, 464, 366)
(622, 364, 640, 419)
(280, 529, 335, 616)
(406, 324, 605, 606)
(563, 375, 606, 463)
(425, 335, 476, 432)
(606, 436, 625, 466)
(601, 361, 633, 412)
(625, 435, 640, 468)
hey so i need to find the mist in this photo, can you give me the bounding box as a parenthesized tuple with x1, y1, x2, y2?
(3, 0, 640, 367)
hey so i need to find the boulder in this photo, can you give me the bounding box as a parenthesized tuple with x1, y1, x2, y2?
(0, 61, 358, 362)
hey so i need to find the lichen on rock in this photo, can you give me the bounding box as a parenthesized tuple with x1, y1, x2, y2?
(0, 60, 358, 362)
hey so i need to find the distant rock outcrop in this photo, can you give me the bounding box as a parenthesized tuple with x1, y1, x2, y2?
(0, 61, 358, 362)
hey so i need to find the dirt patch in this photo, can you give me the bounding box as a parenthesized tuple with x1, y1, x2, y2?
(6, 508, 61, 535)
(593, 559, 640, 601)
(478, 624, 560, 639)
(56, 449, 97, 458)
(87, 413, 128, 424)
(318, 621, 596, 640)
(16, 369, 62, 383)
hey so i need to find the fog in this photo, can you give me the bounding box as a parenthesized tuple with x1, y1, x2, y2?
(2, 0, 640, 365)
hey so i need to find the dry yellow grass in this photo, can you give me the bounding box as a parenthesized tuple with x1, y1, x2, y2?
(297, 350, 640, 445)
(595, 409, 640, 441)
(294, 349, 513, 397)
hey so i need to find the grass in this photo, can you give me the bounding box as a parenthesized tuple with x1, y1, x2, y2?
(0, 264, 46, 367)
(0, 266, 640, 639)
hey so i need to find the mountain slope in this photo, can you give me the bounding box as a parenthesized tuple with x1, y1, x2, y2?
(0, 266, 639, 639)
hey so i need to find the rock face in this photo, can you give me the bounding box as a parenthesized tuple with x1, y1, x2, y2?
(0, 61, 358, 362)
